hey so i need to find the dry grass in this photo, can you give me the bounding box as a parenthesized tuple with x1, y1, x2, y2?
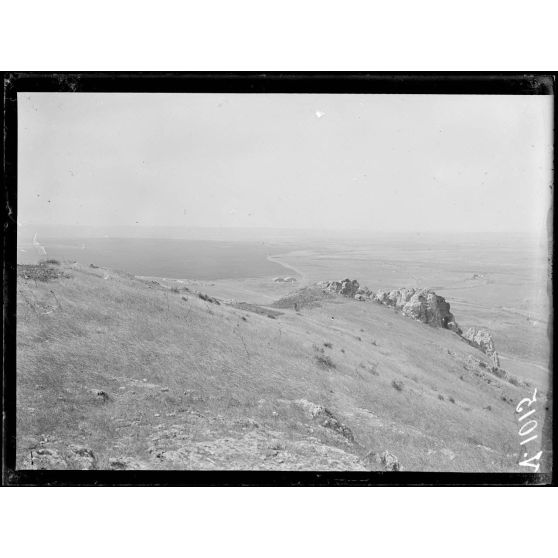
(271, 286, 333, 310)
(15, 261, 545, 472)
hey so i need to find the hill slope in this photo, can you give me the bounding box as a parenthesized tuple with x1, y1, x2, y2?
(16, 261, 550, 472)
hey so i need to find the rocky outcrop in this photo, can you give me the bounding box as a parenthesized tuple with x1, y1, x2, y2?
(319, 278, 360, 297)
(373, 287, 460, 332)
(463, 327, 500, 369)
(463, 327, 496, 355)
(316, 279, 460, 331)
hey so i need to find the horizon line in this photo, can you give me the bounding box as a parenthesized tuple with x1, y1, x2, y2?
(17, 224, 546, 235)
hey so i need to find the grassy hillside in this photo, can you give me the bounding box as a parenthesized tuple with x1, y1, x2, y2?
(16, 261, 550, 472)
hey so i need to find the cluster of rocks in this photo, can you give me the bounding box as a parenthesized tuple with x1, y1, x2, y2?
(273, 276, 297, 283)
(295, 399, 355, 443)
(316, 279, 460, 331)
(463, 327, 500, 368)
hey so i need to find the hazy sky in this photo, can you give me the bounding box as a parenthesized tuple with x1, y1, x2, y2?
(18, 92, 552, 234)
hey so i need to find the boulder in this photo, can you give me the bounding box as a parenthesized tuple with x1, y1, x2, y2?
(380, 450, 402, 471)
(367, 450, 403, 471)
(108, 457, 147, 470)
(68, 445, 97, 469)
(92, 389, 110, 402)
(405, 290, 455, 328)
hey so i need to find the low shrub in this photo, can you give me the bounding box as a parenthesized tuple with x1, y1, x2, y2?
(391, 379, 404, 391)
(17, 263, 68, 282)
(198, 292, 220, 305)
(315, 354, 336, 369)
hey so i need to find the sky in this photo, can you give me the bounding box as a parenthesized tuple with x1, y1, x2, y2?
(18, 92, 553, 236)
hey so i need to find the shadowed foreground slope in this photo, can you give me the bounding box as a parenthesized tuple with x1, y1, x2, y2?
(16, 262, 549, 472)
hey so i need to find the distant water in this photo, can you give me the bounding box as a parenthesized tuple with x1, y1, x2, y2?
(17, 238, 289, 280)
